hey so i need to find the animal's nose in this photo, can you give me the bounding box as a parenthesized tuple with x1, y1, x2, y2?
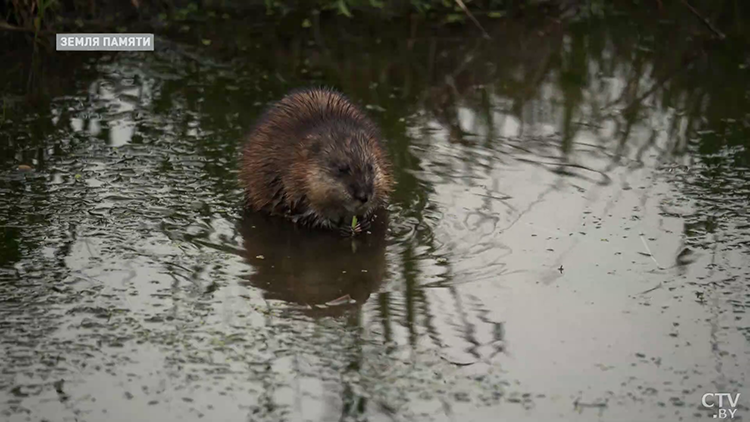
(354, 191, 369, 204)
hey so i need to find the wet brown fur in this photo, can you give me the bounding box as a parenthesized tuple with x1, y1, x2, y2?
(240, 87, 394, 230)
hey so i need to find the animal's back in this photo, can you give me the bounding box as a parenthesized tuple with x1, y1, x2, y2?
(252, 88, 373, 143)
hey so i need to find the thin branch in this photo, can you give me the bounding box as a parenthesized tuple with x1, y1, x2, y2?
(454, 0, 491, 40)
(638, 282, 663, 295)
(0, 20, 32, 32)
(681, 0, 726, 40)
(0, 19, 52, 35)
(639, 233, 664, 270)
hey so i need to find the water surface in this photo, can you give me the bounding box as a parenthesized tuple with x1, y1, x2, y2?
(1, 10, 749, 422)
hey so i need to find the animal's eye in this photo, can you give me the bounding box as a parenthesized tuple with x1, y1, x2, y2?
(337, 164, 351, 175)
(366, 163, 374, 173)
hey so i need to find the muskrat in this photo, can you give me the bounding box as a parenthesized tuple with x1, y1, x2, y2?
(240, 87, 394, 235)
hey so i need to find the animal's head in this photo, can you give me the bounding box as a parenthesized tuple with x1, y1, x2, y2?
(296, 123, 392, 224)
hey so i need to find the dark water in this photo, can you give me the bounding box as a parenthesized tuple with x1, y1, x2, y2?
(1, 10, 749, 422)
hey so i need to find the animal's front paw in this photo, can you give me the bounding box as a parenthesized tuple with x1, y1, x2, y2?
(356, 218, 372, 233)
(338, 218, 370, 237)
(339, 225, 357, 237)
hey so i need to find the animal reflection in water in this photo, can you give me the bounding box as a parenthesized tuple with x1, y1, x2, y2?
(239, 209, 388, 316)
